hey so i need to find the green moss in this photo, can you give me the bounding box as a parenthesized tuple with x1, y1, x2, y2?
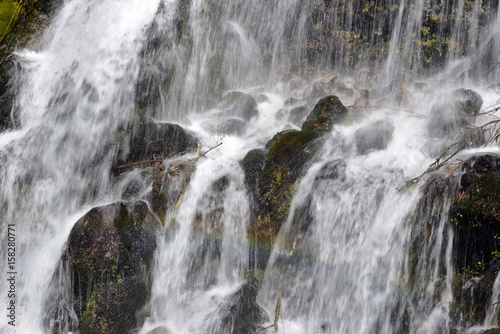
(0, 1, 18, 39)
(302, 96, 348, 132)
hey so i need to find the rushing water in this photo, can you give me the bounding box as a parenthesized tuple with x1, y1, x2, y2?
(1, 0, 500, 333)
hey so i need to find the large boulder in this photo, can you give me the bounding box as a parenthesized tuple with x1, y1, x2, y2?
(302, 95, 349, 132)
(354, 118, 395, 155)
(250, 130, 323, 269)
(427, 88, 483, 137)
(114, 116, 199, 170)
(62, 201, 161, 334)
(221, 91, 259, 121)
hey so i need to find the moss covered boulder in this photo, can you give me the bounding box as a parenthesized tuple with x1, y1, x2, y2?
(66, 200, 161, 334)
(250, 130, 323, 269)
(302, 95, 348, 132)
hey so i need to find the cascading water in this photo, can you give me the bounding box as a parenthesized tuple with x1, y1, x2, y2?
(2, 0, 500, 333)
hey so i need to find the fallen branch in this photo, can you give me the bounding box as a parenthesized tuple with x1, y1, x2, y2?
(263, 291, 284, 333)
(346, 105, 424, 116)
(190, 142, 223, 166)
(116, 142, 223, 170)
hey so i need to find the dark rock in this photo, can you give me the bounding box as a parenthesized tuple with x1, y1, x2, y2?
(207, 277, 268, 334)
(0, 58, 14, 132)
(241, 149, 267, 200)
(355, 118, 395, 154)
(79, 276, 148, 334)
(265, 129, 296, 149)
(288, 105, 310, 126)
(359, 89, 370, 99)
(150, 160, 193, 221)
(284, 97, 299, 106)
(453, 88, 483, 118)
(251, 130, 323, 269)
(451, 154, 500, 271)
(302, 96, 348, 132)
(312, 73, 337, 97)
(221, 91, 259, 121)
(188, 176, 232, 287)
(115, 116, 198, 170)
(65, 201, 161, 334)
(427, 88, 483, 137)
(217, 118, 247, 136)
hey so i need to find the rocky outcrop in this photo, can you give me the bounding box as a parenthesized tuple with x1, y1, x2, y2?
(408, 153, 500, 328)
(249, 95, 350, 269)
(63, 201, 161, 334)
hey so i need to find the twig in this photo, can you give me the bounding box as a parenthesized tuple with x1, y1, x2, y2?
(116, 142, 223, 170)
(0, 0, 23, 45)
(116, 159, 164, 169)
(274, 291, 282, 333)
(189, 142, 223, 166)
(346, 105, 425, 116)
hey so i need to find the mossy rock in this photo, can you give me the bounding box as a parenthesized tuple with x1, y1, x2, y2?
(250, 130, 323, 269)
(66, 201, 161, 334)
(79, 276, 149, 334)
(302, 95, 348, 132)
(451, 154, 500, 272)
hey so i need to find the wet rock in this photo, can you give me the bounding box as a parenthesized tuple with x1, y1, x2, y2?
(427, 88, 483, 138)
(115, 116, 199, 170)
(451, 154, 500, 271)
(354, 118, 395, 154)
(0, 58, 14, 132)
(359, 89, 370, 99)
(150, 160, 193, 221)
(264, 129, 296, 149)
(217, 118, 247, 136)
(302, 95, 349, 132)
(241, 149, 267, 200)
(221, 91, 259, 121)
(395, 87, 413, 106)
(208, 277, 269, 334)
(284, 97, 299, 106)
(334, 81, 354, 97)
(312, 73, 337, 97)
(453, 88, 483, 119)
(288, 105, 310, 126)
(251, 130, 323, 269)
(65, 201, 161, 334)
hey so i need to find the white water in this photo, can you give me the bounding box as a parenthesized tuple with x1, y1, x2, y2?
(1, 0, 500, 333)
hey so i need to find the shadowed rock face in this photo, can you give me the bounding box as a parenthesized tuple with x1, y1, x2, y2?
(64, 201, 161, 334)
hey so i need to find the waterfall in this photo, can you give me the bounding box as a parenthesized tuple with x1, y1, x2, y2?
(1, 0, 500, 333)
